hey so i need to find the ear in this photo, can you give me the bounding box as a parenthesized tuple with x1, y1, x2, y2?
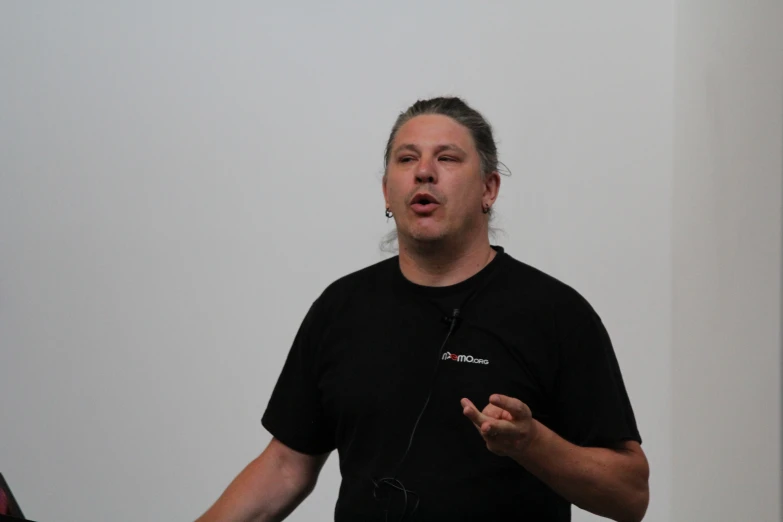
(382, 174, 389, 208)
(483, 171, 501, 207)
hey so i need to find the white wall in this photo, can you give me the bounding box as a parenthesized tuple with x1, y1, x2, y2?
(672, 1, 783, 521)
(0, 2, 675, 521)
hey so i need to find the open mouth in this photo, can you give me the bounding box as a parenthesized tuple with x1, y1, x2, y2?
(410, 193, 440, 214)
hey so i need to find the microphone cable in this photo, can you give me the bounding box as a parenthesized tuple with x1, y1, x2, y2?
(371, 249, 504, 520)
(371, 308, 460, 522)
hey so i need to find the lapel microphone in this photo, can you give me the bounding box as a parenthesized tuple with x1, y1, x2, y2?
(441, 308, 461, 328)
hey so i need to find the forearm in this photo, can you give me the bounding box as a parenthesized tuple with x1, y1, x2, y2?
(196, 451, 315, 522)
(513, 420, 649, 522)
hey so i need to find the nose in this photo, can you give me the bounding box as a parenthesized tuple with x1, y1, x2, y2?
(415, 156, 438, 184)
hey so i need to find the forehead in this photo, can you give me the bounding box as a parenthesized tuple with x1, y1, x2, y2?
(393, 114, 476, 151)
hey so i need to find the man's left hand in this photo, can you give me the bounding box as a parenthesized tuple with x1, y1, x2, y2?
(460, 394, 538, 459)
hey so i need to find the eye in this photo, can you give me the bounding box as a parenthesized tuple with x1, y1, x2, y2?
(439, 156, 457, 162)
(398, 156, 415, 163)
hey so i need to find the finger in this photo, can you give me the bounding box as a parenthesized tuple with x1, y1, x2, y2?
(482, 418, 517, 439)
(481, 403, 507, 420)
(462, 399, 512, 439)
(483, 403, 515, 422)
(480, 420, 499, 437)
(461, 398, 491, 429)
(488, 394, 527, 420)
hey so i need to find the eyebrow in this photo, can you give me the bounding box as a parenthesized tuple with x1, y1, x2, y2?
(392, 143, 467, 156)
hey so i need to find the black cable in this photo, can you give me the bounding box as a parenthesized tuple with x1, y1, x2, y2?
(371, 251, 504, 520)
(371, 308, 460, 521)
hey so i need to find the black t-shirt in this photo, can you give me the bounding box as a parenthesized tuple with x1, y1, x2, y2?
(261, 246, 641, 521)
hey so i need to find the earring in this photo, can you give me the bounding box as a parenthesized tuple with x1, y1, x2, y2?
(385, 207, 393, 219)
(482, 203, 491, 214)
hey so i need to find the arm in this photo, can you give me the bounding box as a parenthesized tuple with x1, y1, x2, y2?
(195, 438, 331, 522)
(514, 420, 649, 522)
(462, 395, 649, 522)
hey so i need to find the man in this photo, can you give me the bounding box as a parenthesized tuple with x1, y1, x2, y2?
(196, 97, 649, 522)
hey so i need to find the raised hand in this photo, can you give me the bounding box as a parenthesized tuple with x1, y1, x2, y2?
(460, 394, 538, 458)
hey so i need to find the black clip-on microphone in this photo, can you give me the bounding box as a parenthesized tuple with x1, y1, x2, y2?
(442, 308, 461, 329)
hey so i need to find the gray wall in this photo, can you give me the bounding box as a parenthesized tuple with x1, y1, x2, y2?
(1, 2, 779, 521)
(672, 1, 783, 521)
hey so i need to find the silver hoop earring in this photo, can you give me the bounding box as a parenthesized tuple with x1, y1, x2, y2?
(385, 208, 393, 219)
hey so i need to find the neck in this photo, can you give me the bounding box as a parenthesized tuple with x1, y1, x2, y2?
(397, 236, 496, 287)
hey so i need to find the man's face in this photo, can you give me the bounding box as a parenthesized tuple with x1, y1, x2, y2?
(383, 114, 496, 245)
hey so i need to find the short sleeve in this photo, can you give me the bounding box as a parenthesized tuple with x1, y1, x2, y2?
(261, 298, 336, 455)
(552, 308, 641, 448)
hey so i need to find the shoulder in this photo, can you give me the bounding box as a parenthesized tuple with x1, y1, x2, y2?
(499, 250, 599, 331)
(307, 255, 398, 318)
(322, 255, 397, 298)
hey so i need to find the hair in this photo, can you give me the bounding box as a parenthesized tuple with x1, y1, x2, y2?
(380, 96, 508, 253)
(383, 96, 499, 181)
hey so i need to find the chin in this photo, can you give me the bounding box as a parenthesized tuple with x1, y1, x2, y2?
(404, 225, 449, 244)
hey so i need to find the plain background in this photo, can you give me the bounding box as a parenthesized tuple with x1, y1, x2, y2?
(0, 2, 780, 521)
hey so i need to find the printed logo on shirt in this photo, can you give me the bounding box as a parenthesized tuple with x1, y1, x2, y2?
(441, 351, 489, 365)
